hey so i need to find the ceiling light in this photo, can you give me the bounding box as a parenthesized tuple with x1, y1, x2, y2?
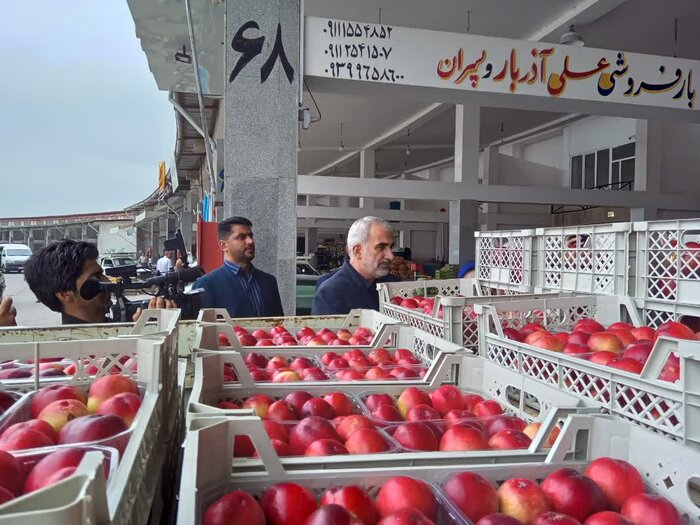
(559, 25, 584, 47)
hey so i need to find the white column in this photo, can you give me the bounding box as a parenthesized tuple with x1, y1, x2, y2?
(633, 119, 662, 220)
(304, 227, 318, 255)
(359, 149, 375, 209)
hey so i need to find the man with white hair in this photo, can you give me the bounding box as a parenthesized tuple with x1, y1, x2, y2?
(312, 216, 398, 314)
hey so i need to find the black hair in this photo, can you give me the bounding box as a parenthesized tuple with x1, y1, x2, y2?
(24, 240, 99, 312)
(217, 216, 253, 240)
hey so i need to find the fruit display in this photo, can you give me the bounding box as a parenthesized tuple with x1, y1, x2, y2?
(389, 256, 415, 281)
(388, 295, 445, 318)
(0, 376, 142, 454)
(219, 326, 376, 348)
(501, 318, 688, 383)
(202, 476, 459, 525)
(441, 459, 683, 525)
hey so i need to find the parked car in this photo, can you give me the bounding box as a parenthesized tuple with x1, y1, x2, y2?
(99, 255, 151, 281)
(0, 244, 32, 273)
(0, 270, 5, 299)
(296, 258, 321, 315)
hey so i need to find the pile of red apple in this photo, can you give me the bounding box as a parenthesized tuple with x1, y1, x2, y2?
(321, 348, 427, 381)
(203, 475, 446, 524)
(0, 355, 138, 380)
(0, 376, 142, 453)
(0, 446, 113, 506)
(388, 295, 444, 318)
(225, 392, 395, 457)
(233, 353, 329, 383)
(361, 386, 559, 452)
(442, 457, 682, 525)
(502, 319, 692, 383)
(219, 326, 375, 348)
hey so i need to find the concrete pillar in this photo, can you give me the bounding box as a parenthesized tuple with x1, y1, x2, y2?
(225, 0, 299, 314)
(633, 119, 662, 220)
(304, 228, 318, 255)
(359, 149, 375, 209)
(448, 200, 479, 264)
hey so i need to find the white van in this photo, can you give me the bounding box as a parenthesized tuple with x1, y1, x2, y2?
(0, 244, 32, 273)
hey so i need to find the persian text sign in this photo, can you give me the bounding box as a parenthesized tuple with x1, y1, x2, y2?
(305, 17, 697, 111)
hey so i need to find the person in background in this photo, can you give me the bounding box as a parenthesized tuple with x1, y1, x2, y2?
(156, 249, 174, 274)
(137, 251, 150, 266)
(193, 216, 283, 318)
(24, 240, 175, 325)
(312, 216, 399, 315)
(0, 298, 17, 327)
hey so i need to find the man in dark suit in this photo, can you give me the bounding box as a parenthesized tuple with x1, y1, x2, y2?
(194, 216, 284, 318)
(312, 216, 399, 315)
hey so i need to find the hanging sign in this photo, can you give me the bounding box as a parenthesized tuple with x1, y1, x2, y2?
(305, 17, 697, 111)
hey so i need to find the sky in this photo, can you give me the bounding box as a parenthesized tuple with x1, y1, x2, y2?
(0, 1, 175, 217)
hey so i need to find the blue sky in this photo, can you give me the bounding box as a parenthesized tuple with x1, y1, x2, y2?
(0, 1, 175, 217)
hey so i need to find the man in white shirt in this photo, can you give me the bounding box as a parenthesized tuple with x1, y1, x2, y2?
(156, 250, 174, 274)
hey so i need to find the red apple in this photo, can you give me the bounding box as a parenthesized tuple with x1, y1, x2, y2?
(530, 335, 566, 352)
(443, 472, 499, 523)
(262, 420, 289, 443)
(86, 375, 138, 413)
(541, 468, 609, 522)
(371, 405, 404, 423)
(376, 476, 438, 521)
(266, 356, 288, 371)
(365, 394, 394, 412)
(520, 323, 546, 337)
(267, 400, 300, 421)
(234, 435, 255, 457)
(588, 351, 618, 366)
(345, 428, 391, 454)
(390, 367, 419, 380)
(1, 419, 56, 443)
(533, 513, 582, 525)
(392, 422, 439, 451)
(304, 504, 362, 525)
(439, 424, 487, 451)
(369, 349, 393, 364)
(0, 428, 53, 452)
(584, 458, 645, 511)
(430, 385, 465, 416)
(608, 330, 635, 347)
(659, 363, 680, 383)
(498, 478, 551, 524)
(476, 514, 523, 525)
(23, 448, 95, 493)
(58, 414, 128, 446)
(335, 370, 365, 380)
(486, 416, 527, 437)
(301, 398, 336, 420)
(488, 429, 531, 450)
(0, 369, 31, 379)
(321, 333, 337, 344)
(260, 482, 318, 525)
(397, 387, 432, 417)
(473, 400, 504, 417)
(524, 331, 552, 345)
(321, 485, 379, 525)
(307, 337, 328, 346)
(406, 404, 442, 423)
(290, 357, 314, 371)
(300, 368, 328, 381)
(304, 438, 348, 456)
(327, 357, 350, 370)
(444, 409, 476, 428)
(243, 395, 274, 417)
(620, 493, 682, 525)
(522, 422, 560, 448)
(588, 333, 623, 353)
(95, 392, 141, 426)
(203, 490, 266, 525)
(622, 342, 653, 364)
(378, 508, 435, 524)
(564, 343, 591, 356)
(238, 334, 258, 346)
(503, 328, 524, 342)
(463, 393, 485, 411)
(584, 511, 633, 525)
(573, 319, 605, 334)
(30, 385, 86, 419)
(394, 349, 415, 361)
(568, 332, 591, 345)
(289, 416, 341, 455)
(554, 333, 570, 344)
(323, 392, 355, 417)
(0, 450, 24, 495)
(608, 358, 643, 374)
(38, 399, 89, 432)
(655, 321, 695, 341)
(284, 391, 314, 413)
(250, 369, 271, 381)
(252, 329, 271, 340)
(272, 370, 301, 382)
(630, 326, 655, 342)
(365, 367, 393, 380)
(337, 415, 374, 440)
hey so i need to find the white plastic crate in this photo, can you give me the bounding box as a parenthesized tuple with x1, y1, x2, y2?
(632, 297, 700, 329)
(177, 413, 700, 525)
(378, 278, 559, 351)
(474, 294, 700, 446)
(0, 337, 168, 525)
(191, 322, 464, 389)
(536, 222, 631, 296)
(475, 229, 537, 291)
(634, 218, 700, 305)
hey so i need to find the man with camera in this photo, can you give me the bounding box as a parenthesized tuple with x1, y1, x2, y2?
(194, 216, 284, 317)
(24, 240, 175, 325)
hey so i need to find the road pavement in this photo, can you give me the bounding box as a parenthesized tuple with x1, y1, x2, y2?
(3, 273, 61, 326)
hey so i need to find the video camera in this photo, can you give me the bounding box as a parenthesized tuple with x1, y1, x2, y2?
(80, 230, 205, 322)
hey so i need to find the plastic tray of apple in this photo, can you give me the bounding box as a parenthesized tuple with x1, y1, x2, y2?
(0, 444, 118, 508)
(182, 414, 699, 525)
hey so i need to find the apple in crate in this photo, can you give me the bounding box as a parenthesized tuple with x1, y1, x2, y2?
(397, 387, 432, 417)
(372, 405, 403, 422)
(376, 476, 438, 522)
(304, 438, 348, 456)
(588, 332, 624, 353)
(23, 447, 102, 494)
(406, 405, 441, 423)
(655, 321, 695, 341)
(38, 399, 89, 432)
(444, 409, 476, 428)
(365, 393, 394, 412)
(245, 353, 268, 368)
(266, 356, 288, 371)
(345, 428, 391, 454)
(475, 515, 523, 525)
(260, 482, 318, 525)
(203, 490, 266, 525)
(365, 367, 393, 380)
(0, 369, 31, 379)
(301, 368, 328, 381)
(486, 415, 527, 437)
(284, 391, 313, 412)
(498, 478, 551, 524)
(58, 414, 128, 446)
(31, 385, 86, 419)
(392, 422, 439, 451)
(289, 416, 341, 455)
(301, 398, 336, 419)
(96, 392, 142, 426)
(443, 472, 499, 523)
(533, 512, 582, 524)
(541, 468, 609, 522)
(266, 400, 299, 421)
(242, 395, 273, 417)
(589, 351, 618, 366)
(0, 450, 24, 496)
(337, 415, 374, 440)
(585, 458, 645, 511)
(1, 420, 56, 443)
(323, 392, 355, 416)
(439, 424, 487, 451)
(305, 504, 362, 525)
(473, 400, 504, 417)
(522, 422, 560, 448)
(272, 370, 301, 382)
(321, 485, 379, 525)
(584, 511, 634, 524)
(87, 375, 139, 413)
(488, 429, 531, 450)
(430, 385, 465, 416)
(621, 494, 683, 525)
(630, 326, 655, 342)
(0, 427, 54, 452)
(573, 319, 605, 334)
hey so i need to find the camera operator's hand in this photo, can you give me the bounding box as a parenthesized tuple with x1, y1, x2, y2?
(175, 258, 184, 270)
(0, 298, 18, 327)
(132, 297, 178, 322)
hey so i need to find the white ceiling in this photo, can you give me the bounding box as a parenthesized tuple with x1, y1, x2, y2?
(127, 0, 700, 179)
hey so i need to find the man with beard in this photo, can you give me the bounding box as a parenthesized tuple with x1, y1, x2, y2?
(23, 240, 174, 325)
(194, 216, 283, 317)
(312, 216, 398, 315)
